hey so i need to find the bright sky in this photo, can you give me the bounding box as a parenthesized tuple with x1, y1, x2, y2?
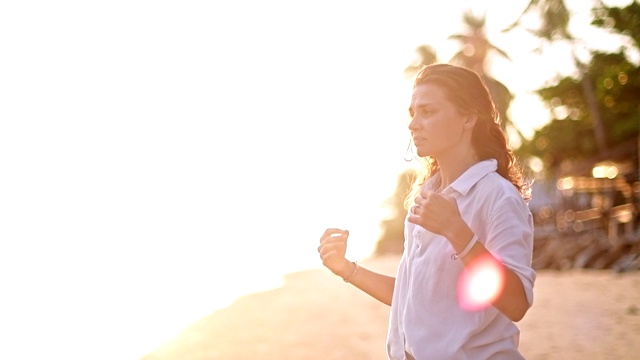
(0, 1, 636, 359)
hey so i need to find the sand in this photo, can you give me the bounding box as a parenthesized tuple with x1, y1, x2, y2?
(142, 255, 640, 360)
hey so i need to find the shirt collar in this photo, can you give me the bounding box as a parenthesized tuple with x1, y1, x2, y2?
(440, 159, 498, 197)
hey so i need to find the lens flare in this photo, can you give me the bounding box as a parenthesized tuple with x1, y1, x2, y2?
(458, 254, 506, 311)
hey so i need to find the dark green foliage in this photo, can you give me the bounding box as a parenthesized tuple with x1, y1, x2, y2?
(515, 1, 640, 176)
(592, 1, 640, 48)
(521, 51, 640, 172)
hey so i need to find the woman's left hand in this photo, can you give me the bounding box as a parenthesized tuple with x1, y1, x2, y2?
(407, 188, 463, 238)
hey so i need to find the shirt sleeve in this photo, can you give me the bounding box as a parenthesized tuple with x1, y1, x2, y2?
(484, 194, 536, 307)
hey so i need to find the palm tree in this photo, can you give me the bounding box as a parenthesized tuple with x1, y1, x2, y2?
(404, 44, 438, 79)
(503, 0, 572, 43)
(503, 0, 607, 154)
(448, 11, 510, 75)
(447, 11, 523, 143)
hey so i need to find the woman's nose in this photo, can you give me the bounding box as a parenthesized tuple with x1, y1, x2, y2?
(408, 117, 419, 131)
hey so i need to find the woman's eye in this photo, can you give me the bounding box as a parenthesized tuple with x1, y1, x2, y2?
(409, 108, 435, 118)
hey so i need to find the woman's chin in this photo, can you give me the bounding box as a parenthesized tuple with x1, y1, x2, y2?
(416, 149, 432, 158)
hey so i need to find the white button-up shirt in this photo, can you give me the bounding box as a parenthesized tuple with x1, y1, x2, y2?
(387, 159, 536, 360)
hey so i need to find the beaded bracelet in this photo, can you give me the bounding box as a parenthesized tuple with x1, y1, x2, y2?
(343, 261, 359, 283)
(451, 235, 478, 260)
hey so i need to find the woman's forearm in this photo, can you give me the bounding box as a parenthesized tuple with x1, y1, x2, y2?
(336, 261, 396, 306)
(448, 225, 530, 322)
(459, 242, 530, 322)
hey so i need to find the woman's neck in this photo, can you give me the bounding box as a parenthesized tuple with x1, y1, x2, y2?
(436, 151, 479, 190)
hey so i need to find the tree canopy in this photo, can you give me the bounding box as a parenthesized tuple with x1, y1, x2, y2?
(517, 1, 640, 178)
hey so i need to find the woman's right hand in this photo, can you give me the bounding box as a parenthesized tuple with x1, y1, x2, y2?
(318, 228, 352, 278)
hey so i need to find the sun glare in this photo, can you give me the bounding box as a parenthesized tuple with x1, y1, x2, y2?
(458, 254, 506, 311)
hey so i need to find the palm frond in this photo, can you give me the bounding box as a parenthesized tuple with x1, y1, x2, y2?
(488, 45, 512, 61)
(502, 0, 542, 33)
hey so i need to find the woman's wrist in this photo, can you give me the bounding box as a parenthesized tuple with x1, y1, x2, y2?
(333, 258, 355, 279)
(451, 235, 478, 260)
(447, 222, 474, 252)
(342, 261, 359, 283)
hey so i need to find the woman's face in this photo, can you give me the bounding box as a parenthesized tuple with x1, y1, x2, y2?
(408, 83, 469, 158)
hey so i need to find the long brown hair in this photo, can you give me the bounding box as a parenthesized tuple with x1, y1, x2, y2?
(405, 64, 530, 208)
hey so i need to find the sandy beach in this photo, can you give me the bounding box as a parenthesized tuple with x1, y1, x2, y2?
(143, 255, 640, 360)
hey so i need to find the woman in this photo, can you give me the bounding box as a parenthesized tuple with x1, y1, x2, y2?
(318, 64, 535, 359)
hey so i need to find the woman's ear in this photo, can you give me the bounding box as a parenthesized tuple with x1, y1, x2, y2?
(463, 112, 478, 130)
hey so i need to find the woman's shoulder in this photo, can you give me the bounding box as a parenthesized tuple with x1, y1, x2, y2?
(472, 174, 532, 225)
(475, 172, 527, 203)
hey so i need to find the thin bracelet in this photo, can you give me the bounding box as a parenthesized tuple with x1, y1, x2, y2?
(451, 235, 478, 260)
(343, 261, 359, 283)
